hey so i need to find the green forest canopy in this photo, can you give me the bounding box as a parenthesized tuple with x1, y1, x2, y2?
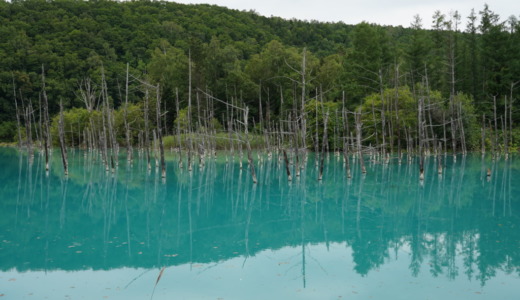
(0, 0, 519, 148)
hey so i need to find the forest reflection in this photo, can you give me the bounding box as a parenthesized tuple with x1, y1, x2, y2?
(0, 148, 519, 287)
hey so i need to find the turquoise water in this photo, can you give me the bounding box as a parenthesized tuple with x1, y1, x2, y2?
(1, 148, 519, 299)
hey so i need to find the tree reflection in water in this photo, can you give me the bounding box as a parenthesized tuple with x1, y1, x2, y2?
(0, 148, 519, 288)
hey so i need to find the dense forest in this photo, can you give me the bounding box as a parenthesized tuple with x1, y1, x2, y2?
(1, 0, 519, 156)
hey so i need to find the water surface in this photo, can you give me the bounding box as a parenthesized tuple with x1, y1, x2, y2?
(1, 148, 519, 299)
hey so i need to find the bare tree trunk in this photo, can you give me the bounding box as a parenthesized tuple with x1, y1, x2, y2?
(291, 112, 301, 178)
(437, 144, 443, 175)
(510, 82, 515, 155)
(418, 95, 425, 181)
(101, 67, 116, 172)
(342, 91, 352, 178)
(300, 48, 307, 150)
(379, 69, 386, 157)
(156, 85, 166, 178)
(33, 100, 41, 149)
(187, 50, 193, 171)
(318, 111, 329, 181)
(258, 80, 263, 131)
(504, 96, 509, 157)
(41, 65, 51, 171)
(493, 96, 498, 157)
(355, 108, 366, 174)
(489, 119, 496, 156)
(443, 112, 447, 155)
(481, 114, 486, 155)
(450, 93, 457, 154)
(175, 88, 183, 168)
(458, 100, 467, 154)
(13, 79, 23, 149)
(144, 88, 151, 171)
(196, 91, 204, 167)
(124, 63, 132, 162)
(58, 99, 68, 175)
(244, 106, 257, 184)
(370, 87, 379, 153)
(314, 89, 319, 163)
(25, 104, 34, 157)
(501, 116, 506, 158)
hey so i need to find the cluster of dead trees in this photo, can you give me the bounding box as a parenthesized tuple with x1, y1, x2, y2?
(11, 61, 516, 184)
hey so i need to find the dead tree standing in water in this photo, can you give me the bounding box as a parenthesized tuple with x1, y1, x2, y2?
(124, 63, 133, 162)
(355, 108, 366, 174)
(12, 75, 23, 149)
(58, 99, 68, 175)
(41, 65, 51, 171)
(244, 106, 258, 184)
(155, 85, 166, 178)
(318, 110, 329, 181)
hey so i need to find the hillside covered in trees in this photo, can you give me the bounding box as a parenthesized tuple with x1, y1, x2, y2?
(0, 0, 519, 153)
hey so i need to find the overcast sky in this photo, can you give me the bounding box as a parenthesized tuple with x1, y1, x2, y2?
(173, 0, 519, 29)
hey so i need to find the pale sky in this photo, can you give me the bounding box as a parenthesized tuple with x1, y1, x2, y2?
(173, 0, 519, 29)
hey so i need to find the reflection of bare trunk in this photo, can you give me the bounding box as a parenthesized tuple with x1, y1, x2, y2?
(124, 179, 132, 257)
(356, 174, 364, 238)
(243, 184, 257, 262)
(59, 177, 69, 228)
(283, 149, 292, 181)
(299, 183, 307, 288)
(501, 160, 508, 217)
(188, 172, 194, 267)
(507, 159, 512, 216)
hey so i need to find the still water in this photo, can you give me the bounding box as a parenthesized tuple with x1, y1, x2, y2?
(0, 148, 519, 299)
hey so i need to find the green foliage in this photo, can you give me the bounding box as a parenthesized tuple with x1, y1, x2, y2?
(360, 86, 418, 146)
(147, 40, 189, 103)
(343, 22, 393, 104)
(0, 121, 16, 142)
(50, 107, 101, 147)
(359, 87, 480, 150)
(173, 108, 190, 133)
(0, 0, 518, 151)
(304, 99, 342, 150)
(172, 107, 223, 134)
(162, 132, 264, 150)
(451, 93, 480, 150)
(114, 103, 144, 145)
(511, 128, 520, 150)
